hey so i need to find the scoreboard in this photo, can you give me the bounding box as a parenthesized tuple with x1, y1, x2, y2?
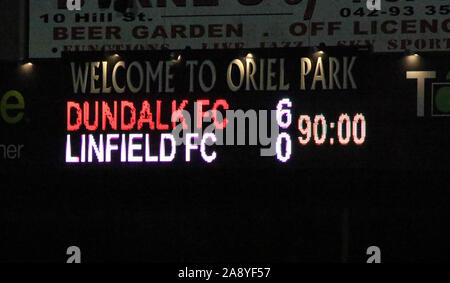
(52, 48, 449, 170)
(3, 47, 450, 170)
(2, 47, 450, 262)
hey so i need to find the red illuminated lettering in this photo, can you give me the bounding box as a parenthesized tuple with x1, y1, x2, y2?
(67, 102, 82, 131)
(121, 101, 136, 130)
(212, 99, 229, 129)
(196, 99, 210, 129)
(156, 100, 169, 130)
(137, 100, 155, 130)
(172, 100, 189, 130)
(102, 101, 118, 130)
(83, 101, 99, 131)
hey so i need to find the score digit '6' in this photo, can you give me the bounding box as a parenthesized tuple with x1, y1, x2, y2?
(276, 99, 292, 163)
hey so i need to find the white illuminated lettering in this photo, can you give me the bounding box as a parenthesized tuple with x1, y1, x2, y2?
(201, 133, 217, 163)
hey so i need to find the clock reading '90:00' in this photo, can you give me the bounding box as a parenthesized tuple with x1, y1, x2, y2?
(275, 99, 366, 162)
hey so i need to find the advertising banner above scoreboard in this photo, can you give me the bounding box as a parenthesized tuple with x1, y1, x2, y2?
(29, 0, 450, 58)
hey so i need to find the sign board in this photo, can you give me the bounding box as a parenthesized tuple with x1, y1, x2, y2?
(38, 48, 446, 170)
(2, 47, 450, 262)
(29, 0, 450, 58)
(3, 47, 450, 170)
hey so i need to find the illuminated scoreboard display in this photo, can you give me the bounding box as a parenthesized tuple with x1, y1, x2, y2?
(3, 43, 450, 264)
(56, 48, 449, 170)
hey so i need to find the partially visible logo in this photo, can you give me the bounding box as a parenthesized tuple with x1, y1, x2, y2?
(1, 90, 25, 124)
(66, 0, 82, 11)
(366, 0, 381, 11)
(407, 71, 450, 117)
(1, 90, 26, 161)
